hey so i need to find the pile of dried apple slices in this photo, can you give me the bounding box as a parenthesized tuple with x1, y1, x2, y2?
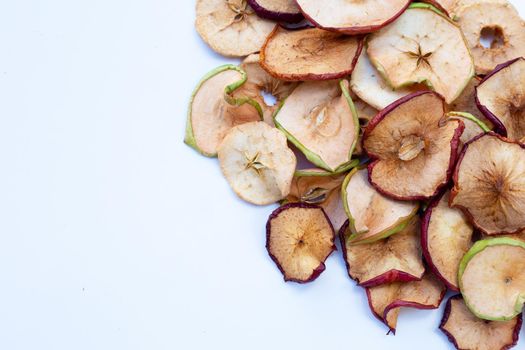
(186, 0, 525, 348)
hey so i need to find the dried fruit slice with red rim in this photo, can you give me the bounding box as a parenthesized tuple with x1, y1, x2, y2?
(363, 91, 464, 200)
(440, 295, 522, 350)
(451, 132, 525, 235)
(459, 237, 525, 321)
(274, 80, 360, 172)
(218, 121, 296, 205)
(367, 3, 474, 103)
(195, 0, 275, 57)
(455, 1, 525, 74)
(476, 58, 525, 142)
(246, 0, 303, 23)
(295, 0, 411, 35)
(342, 168, 419, 245)
(422, 190, 474, 291)
(340, 217, 425, 288)
(366, 273, 447, 333)
(185, 65, 262, 157)
(260, 27, 362, 81)
(266, 203, 336, 283)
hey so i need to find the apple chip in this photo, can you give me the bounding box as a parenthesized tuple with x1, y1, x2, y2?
(246, 0, 303, 23)
(422, 0, 457, 14)
(218, 121, 296, 205)
(367, 4, 474, 103)
(266, 203, 336, 283)
(260, 27, 362, 81)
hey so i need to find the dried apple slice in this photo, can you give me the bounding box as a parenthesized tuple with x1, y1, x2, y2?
(422, 190, 474, 291)
(185, 65, 262, 157)
(421, 0, 456, 14)
(450, 132, 525, 235)
(218, 121, 296, 205)
(246, 0, 303, 23)
(274, 80, 359, 172)
(340, 217, 425, 288)
(363, 91, 464, 200)
(260, 27, 362, 81)
(366, 273, 447, 333)
(367, 4, 475, 103)
(455, 1, 525, 74)
(476, 58, 525, 142)
(266, 203, 336, 283)
(341, 168, 419, 245)
(195, 0, 275, 57)
(295, 0, 411, 35)
(440, 295, 522, 350)
(459, 237, 525, 321)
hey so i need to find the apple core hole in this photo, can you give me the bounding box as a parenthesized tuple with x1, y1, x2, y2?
(261, 90, 277, 106)
(480, 26, 505, 49)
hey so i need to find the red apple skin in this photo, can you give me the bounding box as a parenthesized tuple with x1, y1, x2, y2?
(439, 295, 523, 350)
(247, 0, 304, 23)
(450, 132, 525, 235)
(294, 0, 412, 35)
(338, 220, 423, 288)
(266, 202, 336, 284)
(475, 58, 524, 137)
(363, 91, 465, 201)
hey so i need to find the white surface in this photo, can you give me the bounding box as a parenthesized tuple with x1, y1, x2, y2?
(1, 1, 524, 350)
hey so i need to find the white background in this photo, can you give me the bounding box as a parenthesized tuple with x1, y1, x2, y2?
(1, 1, 524, 349)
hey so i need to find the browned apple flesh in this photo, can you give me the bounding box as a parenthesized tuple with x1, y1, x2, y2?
(451, 132, 525, 235)
(295, 0, 411, 34)
(266, 203, 336, 283)
(340, 217, 425, 288)
(367, 5, 474, 103)
(260, 27, 362, 81)
(363, 91, 464, 200)
(440, 295, 522, 350)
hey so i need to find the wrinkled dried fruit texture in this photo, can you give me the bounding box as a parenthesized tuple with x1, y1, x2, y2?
(253, 0, 299, 12)
(240, 54, 298, 125)
(275, 80, 357, 171)
(190, 68, 260, 156)
(352, 93, 378, 155)
(440, 296, 522, 350)
(261, 27, 361, 80)
(344, 169, 418, 243)
(461, 243, 525, 320)
(456, 2, 525, 74)
(367, 273, 446, 331)
(367, 7, 474, 103)
(267, 204, 335, 282)
(425, 191, 473, 290)
(295, 0, 410, 33)
(451, 134, 525, 235)
(218, 122, 296, 205)
(350, 50, 427, 111)
(343, 217, 424, 287)
(364, 92, 462, 199)
(477, 58, 525, 142)
(195, 0, 275, 57)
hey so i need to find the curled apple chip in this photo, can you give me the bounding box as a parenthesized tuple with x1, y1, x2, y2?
(455, 1, 525, 74)
(440, 295, 522, 350)
(218, 121, 296, 205)
(366, 273, 447, 333)
(246, 0, 303, 23)
(451, 132, 525, 235)
(295, 0, 411, 35)
(266, 203, 336, 283)
(260, 27, 362, 81)
(367, 4, 474, 103)
(363, 91, 464, 200)
(422, 190, 474, 291)
(195, 0, 275, 57)
(274, 80, 359, 172)
(340, 217, 425, 288)
(185, 65, 262, 157)
(342, 168, 419, 245)
(476, 58, 525, 142)
(459, 237, 525, 321)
